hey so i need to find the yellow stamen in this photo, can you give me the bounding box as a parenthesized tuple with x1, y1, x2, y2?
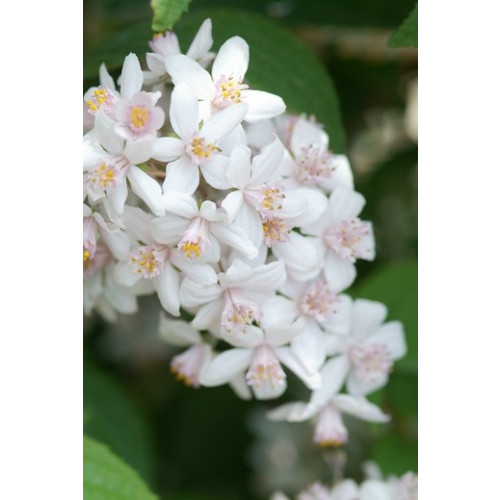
(129, 106, 149, 129)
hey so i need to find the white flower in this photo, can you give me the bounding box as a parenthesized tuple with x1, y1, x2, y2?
(325, 299, 406, 396)
(279, 115, 354, 192)
(303, 185, 375, 292)
(180, 258, 286, 334)
(83, 63, 119, 121)
(165, 36, 286, 122)
(268, 356, 390, 447)
(145, 18, 215, 83)
(200, 309, 321, 399)
(113, 206, 217, 316)
(149, 191, 259, 263)
(158, 315, 213, 387)
(152, 82, 248, 194)
(83, 110, 164, 221)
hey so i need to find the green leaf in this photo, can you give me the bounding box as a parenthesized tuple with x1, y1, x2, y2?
(370, 433, 417, 476)
(388, 4, 418, 48)
(351, 260, 417, 373)
(151, 0, 192, 33)
(83, 358, 154, 484)
(83, 435, 158, 500)
(175, 8, 345, 152)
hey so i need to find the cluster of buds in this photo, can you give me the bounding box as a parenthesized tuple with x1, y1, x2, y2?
(83, 17, 411, 480)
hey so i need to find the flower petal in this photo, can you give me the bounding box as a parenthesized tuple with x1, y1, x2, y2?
(275, 347, 321, 389)
(200, 154, 232, 190)
(155, 263, 180, 315)
(368, 321, 406, 360)
(127, 165, 164, 216)
(328, 185, 366, 224)
(227, 144, 252, 188)
(352, 299, 388, 340)
(211, 36, 249, 82)
(202, 102, 248, 143)
(158, 313, 202, 346)
(200, 348, 252, 386)
(162, 156, 200, 195)
(186, 18, 214, 61)
(180, 277, 222, 308)
(120, 53, 144, 100)
(331, 394, 390, 423)
(168, 81, 200, 139)
(290, 320, 326, 374)
(251, 137, 285, 184)
(152, 137, 185, 162)
(310, 355, 350, 408)
(241, 89, 286, 122)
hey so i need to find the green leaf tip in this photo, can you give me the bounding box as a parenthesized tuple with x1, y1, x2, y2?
(151, 0, 192, 33)
(389, 4, 418, 49)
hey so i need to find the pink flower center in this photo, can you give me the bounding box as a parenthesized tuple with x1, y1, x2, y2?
(128, 105, 150, 131)
(83, 244, 112, 279)
(188, 135, 220, 163)
(170, 344, 207, 387)
(313, 403, 347, 448)
(178, 217, 209, 259)
(246, 344, 285, 389)
(262, 216, 292, 246)
(221, 289, 261, 334)
(323, 218, 374, 262)
(88, 156, 127, 190)
(295, 145, 336, 185)
(130, 244, 169, 278)
(213, 75, 249, 108)
(298, 279, 340, 322)
(349, 342, 393, 382)
(85, 87, 115, 115)
(244, 184, 286, 218)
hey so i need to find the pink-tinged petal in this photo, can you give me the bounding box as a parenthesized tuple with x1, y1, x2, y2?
(235, 204, 264, 249)
(153, 137, 184, 162)
(251, 137, 285, 184)
(290, 321, 326, 374)
(331, 394, 390, 423)
(180, 277, 222, 308)
(218, 259, 254, 287)
(99, 227, 131, 261)
(149, 106, 166, 130)
(310, 355, 350, 408)
(221, 191, 244, 221)
(162, 156, 200, 195)
(275, 347, 321, 389)
(212, 36, 249, 82)
(368, 321, 406, 360)
(106, 180, 128, 215)
(209, 223, 259, 259)
(94, 110, 124, 155)
(267, 402, 312, 422)
(321, 154, 354, 191)
(322, 294, 353, 335)
(290, 117, 329, 154)
(220, 325, 265, 349)
(227, 144, 252, 188)
(149, 214, 189, 245)
(192, 301, 224, 331)
(328, 185, 366, 224)
(165, 54, 215, 101)
(127, 165, 164, 216)
(169, 82, 200, 139)
(241, 89, 286, 123)
(186, 18, 214, 60)
(202, 102, 248, 143)
(162, 190, 199, 218)
(324, 251, 356, 293)
(158, 314, 202, 346)
(285, 188, 328, 227)
(99, 63, 116, 90)
(352, 299, 388, 340)
(200, 155, 232, 190)
(154, 263, 181, 315)
(124, 139, 154, 164)
(346, 370, 388, 397)
(200, 348, 252, 386)
(120, 53, 144, 100)
(229, 371, 252, 400)
(252, 379, 287, 400)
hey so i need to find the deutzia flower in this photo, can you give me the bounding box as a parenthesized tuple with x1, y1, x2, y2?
(83, 110, 164, 221)
(303, 185, 375, 291)
(179, 258, 286, 334)
(200, 309, 321, 400)
(149, 191, 259, 263)
(268, 356, 390, 447)
(152, 82, 248, 194)
(165, 36, 286, 122)
(325, 299, 406, 396)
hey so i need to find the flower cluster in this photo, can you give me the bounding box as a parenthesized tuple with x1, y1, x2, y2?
(83, 17, 414, 493)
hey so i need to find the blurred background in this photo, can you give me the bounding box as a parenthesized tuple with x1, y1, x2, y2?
(83, 1, 417, 498)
